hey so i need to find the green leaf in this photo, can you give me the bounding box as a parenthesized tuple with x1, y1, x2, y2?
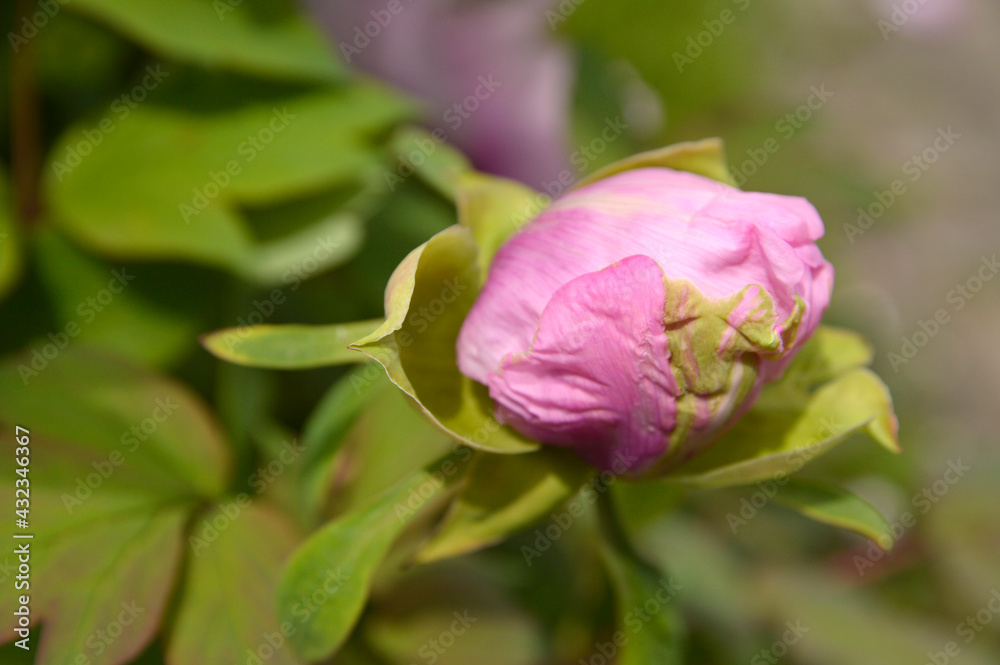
(0, 166, 20, 301)
(0, 348, 231, 507)
(575, 138, 737, 189)
(201, 320, 381, 369)
(389, 127, 472, 201)
(246, 209, 366, 285)
(214, 362, 274, 458)
(771, 479, 895, 548)
(350, 225, 538, 454)
(297, 365, 387, 521)
(278, 454, 469, 661)
(69, 0, 344, 83)
(599, 533, 684, 665)
(667, 368, 899, 489)
(455, 172, 543, 273)
(562, 2, 758, 127)
(320, 371, 456, 518)
(32, 229, 203, 367)
(417, 448, 594, 563)
(0, 349, 231, 661)
(32, 508, 188, 665)
(46, 84, 413, 278)
(167, 503, 303, 665)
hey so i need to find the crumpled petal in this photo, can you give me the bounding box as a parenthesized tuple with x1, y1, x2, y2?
(488, 255, 677, 473)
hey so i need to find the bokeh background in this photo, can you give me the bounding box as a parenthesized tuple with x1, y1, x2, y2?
(1, 0, 998, 664)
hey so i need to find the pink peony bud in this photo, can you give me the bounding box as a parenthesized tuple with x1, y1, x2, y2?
(456, 167, 834, 476)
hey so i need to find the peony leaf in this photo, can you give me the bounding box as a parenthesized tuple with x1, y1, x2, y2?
(33, 229, 202, 367)
(47, 84, 413, 278)
(278, 454, 469, 661)
(69, 0, 344, 82)
(771, 479, 895, 548)
(416, 448, 594, 564)
(297, 366, 387, 519)
(168, 504, 303, 665)
(389, 127, 472, 201)
(0, 348, 231, 505)
(599, 534, 684, 665)
(350, 225, 539, 454)
(31, 508, 188, 665)
(667, 368, 899, 489)
(0, 349, 231, 661)
(201, 320, 381, 369)
(575, 138, 736, 189)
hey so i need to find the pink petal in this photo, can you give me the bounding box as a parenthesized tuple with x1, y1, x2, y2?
(487, 255, 677, 473)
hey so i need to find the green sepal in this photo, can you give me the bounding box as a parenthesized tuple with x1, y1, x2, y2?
(455, 171, 543, 273)
(575, 138, 737, 189)
(350, 225, 538, 454)
(664, 324, 900, 488)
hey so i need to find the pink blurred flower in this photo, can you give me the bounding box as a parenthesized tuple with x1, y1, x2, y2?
(457, 168, 834, 475)
(308, 0, 574, 188)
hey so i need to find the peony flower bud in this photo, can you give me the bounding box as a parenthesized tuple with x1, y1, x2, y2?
(456, 167, 834, 476)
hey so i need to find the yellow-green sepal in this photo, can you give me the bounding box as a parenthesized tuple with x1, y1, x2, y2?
(350, 225, 538, 454)
(664, 326, 900, 489)
(575, 137, 737, 189)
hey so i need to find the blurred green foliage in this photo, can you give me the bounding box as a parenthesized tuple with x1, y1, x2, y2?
(0, 1, 997, 665)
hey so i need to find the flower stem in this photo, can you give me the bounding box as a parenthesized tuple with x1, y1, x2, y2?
(11, 0, 44, 225)
(596, 486, 657, 573)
